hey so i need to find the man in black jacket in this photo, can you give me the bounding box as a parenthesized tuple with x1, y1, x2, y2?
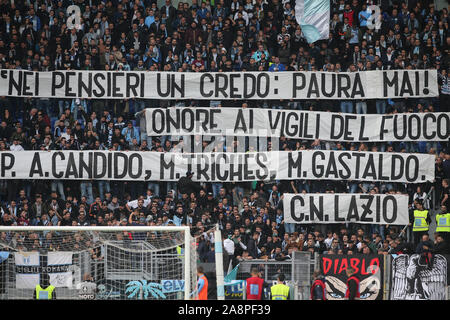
(247, 232, 260, 259)
(415, 234, 434, 254)
(434, 234, 450, 254)
(178, 171, 201, 196)
(316, 234, 328, 254)
(160, 0, 177, 24)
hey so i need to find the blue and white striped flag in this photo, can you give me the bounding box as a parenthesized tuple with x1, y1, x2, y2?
(295, 0, 330, 43)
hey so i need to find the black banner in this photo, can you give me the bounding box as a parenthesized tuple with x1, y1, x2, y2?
(320, 254, 384, 300)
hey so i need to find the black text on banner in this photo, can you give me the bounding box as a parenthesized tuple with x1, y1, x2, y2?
(144, 108, 450, 142)
(0, 69, 439, 100)
(0, 150, 435, 183)
(283, 193, 409, 225)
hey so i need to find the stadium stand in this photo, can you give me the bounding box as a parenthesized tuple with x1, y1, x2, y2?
(0, 0, 448, 268)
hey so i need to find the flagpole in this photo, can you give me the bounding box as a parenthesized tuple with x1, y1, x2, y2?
(214, 224, 225, 300)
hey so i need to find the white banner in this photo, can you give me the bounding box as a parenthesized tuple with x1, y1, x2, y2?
(0, 69, 438, 99)
(0, 150, 435, 183)
(48, 252, 73, 288)
(283, 193, 409, 225)
(391, 254, 447, 300)
(14, 251, 73, 289)
(15, 252, 40, 289)
(144, 108, 450, 141)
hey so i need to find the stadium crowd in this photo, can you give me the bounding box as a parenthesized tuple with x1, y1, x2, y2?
(0, 0, 449, 263)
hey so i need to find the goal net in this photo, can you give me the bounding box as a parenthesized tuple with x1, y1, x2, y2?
(0, 226, 197, 300)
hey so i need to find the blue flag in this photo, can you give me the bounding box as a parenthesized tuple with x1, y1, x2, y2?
(224, 263, 240, 283)
(295, 0, 330, 43)
(0, 252, 9, 264)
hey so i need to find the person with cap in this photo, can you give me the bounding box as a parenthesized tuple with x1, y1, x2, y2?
(206, 192, 218, 211)
(345, 267, 360, 300)
(270, 273, 290, 300)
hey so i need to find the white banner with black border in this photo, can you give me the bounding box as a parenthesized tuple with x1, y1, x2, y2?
(0, 69, 438, 100)
(144, 107, 450, 141)
(0, 150, 435, 183)
(283, 193, 409, 225)
(14, 252, 73, 289)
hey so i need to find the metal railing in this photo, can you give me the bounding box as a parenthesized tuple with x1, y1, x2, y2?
(231, 253, 449, 300)
(234, 251, 317, 300)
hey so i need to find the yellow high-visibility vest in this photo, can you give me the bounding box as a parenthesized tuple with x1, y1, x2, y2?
(271, 283, 290, 300)
(436, 213, 450, 232)
(36, 285, 55, 300)
(176, 245, 184, 260)
(413, 210, 429, 232)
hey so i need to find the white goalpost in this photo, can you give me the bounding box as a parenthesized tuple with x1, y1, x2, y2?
(0, 226, 197, 300)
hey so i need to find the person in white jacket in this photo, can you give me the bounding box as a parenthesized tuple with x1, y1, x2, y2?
(9, 139, 24, 151)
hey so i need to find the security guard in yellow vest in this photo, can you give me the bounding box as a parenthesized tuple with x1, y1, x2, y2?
(33, 274, 56, 300)
(436, 205, 450, 242)
(176, 245, 184, 260)
(270, 274, 290, 300)
(412, 200, 431, 246)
